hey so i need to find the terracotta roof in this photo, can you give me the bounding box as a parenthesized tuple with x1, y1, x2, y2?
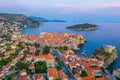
(21, 42, 25, 46)
(33, 74, 43, 80)
(48, 68, 59, 78)
(0, 71, 4, 75)
(45, 53, 53, 60)
(114, 69, 120, 73)
(58, 70, 67, 79)
(2, 64, 10, 69)
(19, 75, 29, 80)
(69, 62, 77, 67)
(36, 53, 53, 60)
(22, 32, 83, 46)
(2, 54, 9, 59)
(17, 54, 23, 60)
(82, 76, 93, 80)
(20, 69, 26, 73)
(26, 55, 32, 58)
(75, 74, 81, 78)
(9, 49, 15, 53)
(29, 64, 35, 69)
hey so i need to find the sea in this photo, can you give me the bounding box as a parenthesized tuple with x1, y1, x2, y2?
(21, 22, 120, 69)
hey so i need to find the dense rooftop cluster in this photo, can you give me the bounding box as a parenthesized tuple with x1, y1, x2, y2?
(61, 50, 110, 80)
(21, 32, 85, 50)
(0, 24, 119, 80)
(0, 38, 68, 80)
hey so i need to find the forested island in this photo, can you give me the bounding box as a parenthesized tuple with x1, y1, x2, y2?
(66, 23, 97, 30)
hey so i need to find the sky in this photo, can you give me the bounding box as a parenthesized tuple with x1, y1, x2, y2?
(0, 0, 120, 22)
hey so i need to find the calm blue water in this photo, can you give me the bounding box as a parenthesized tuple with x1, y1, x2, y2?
(21, 22, 120, 69)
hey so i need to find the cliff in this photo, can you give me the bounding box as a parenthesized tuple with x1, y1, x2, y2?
(70, 35, 85, 50)
(75, 37, 85, 45)
(92, 45, 118, 67)
(0, 13, 41, 29)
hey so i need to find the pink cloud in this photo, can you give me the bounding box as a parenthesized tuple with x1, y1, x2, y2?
(100, 3, 120, 8)
(0, 0, 11, 7)
(0, 3, 10, 7)
(53, 4, 89, 8)
(52, 3, 99, 14)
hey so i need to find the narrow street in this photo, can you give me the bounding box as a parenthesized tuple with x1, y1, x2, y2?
(105, 69, 115, 80)
(52, 49, 77, 80)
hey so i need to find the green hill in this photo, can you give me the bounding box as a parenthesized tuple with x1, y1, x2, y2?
(66, 23, 97, 30)
(0, 13, 41, 28)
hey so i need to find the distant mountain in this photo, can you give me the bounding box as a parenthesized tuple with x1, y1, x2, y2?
(30, 16, 66, 22)
(0, 13, 41, 28)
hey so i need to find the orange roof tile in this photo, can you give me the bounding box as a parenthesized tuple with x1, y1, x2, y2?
(114, 69, 120, 73)
(75, 74, 81, 78)
(36, 53, 53, 60)
(19, 75, 29, 80)
(59, 70, 67, 79)
(0, 71, 3, 75)
(29, 64, 35, 69)
(48, 68, 59, 78)
(33, 74, 43, 80)
(2, 64, 10, 69)
(69, 62, 77, 66)
(20, 69, 26, 73)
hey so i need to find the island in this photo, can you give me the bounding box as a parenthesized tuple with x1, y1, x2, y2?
(66, 23, 97, 30)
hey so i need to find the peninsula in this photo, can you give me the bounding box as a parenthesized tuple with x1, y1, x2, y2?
(66, 23, 97, 30)
(0, 13, 41, 29)
(21, 32, 85, 50)
(30, 16, 66, 22)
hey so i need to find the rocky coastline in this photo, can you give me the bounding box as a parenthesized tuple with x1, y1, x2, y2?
(92, 45, 118, 67)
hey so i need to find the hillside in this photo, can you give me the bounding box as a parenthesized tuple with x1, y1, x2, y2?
(30, 16, 66, 22)
(0, 13, 41, 28)
(66, 23, 97, 30)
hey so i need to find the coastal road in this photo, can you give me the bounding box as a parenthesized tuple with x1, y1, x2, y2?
(52, 49, 77, 80)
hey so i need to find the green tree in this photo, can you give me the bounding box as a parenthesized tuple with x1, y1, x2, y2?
(2, 76, 14, 80)
(53, 78, 62, 80)
(35, 61, 47, 73)
(63, 46, 68, 50)
(34, 42, 40, 48)
(56, 58, 63, 71)
(43, 46, 50, 55)
(35, 50, 40, 56)
(80, 70, 88, 77)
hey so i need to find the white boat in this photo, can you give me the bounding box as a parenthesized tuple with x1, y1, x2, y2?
(82, 50, 87, 56)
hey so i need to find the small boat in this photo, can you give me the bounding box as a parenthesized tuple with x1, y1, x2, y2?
(82, 50, 87, 56)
